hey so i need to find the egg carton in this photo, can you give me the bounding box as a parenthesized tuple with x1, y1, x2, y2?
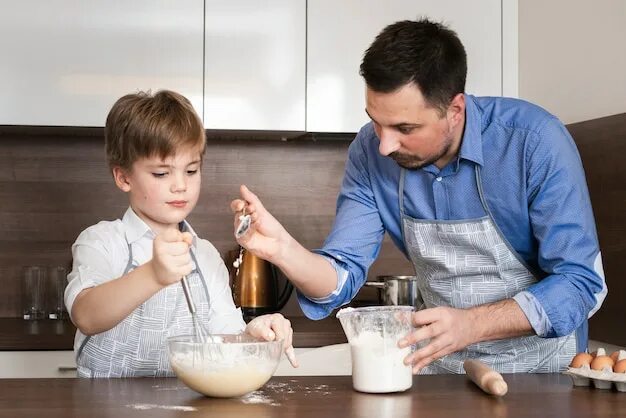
(564, 348, 626, 392)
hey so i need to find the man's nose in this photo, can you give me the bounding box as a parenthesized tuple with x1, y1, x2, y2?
(378, 129, 400, 156)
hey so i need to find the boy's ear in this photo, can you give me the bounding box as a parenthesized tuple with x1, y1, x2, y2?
(112, 166, 132, 192)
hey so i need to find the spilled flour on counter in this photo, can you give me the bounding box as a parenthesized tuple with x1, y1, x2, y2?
(237, 380, 336, 405)
(240, 391, 280, 406)
(127, 403, 197, 412)
(151, 384, 187, 391)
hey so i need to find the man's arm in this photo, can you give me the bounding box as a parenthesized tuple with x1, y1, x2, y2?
(400, 299, 532, 373)
(232, 128, 387, 317)
(517, 118, 606, 337)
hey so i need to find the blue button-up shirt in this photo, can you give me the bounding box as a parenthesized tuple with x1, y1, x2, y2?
(298, 95, 607, 341)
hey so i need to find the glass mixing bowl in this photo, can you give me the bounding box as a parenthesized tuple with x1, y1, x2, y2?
(167, 334, 283, 397)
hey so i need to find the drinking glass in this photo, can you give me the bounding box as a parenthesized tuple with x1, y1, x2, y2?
(48, 266, 69, 320)
(22, 266, 46, 320)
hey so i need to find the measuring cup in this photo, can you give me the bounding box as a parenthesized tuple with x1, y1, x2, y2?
(337, 306, 415, 393)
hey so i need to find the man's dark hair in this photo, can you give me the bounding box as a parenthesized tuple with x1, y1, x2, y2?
(360, 18, 467, 113)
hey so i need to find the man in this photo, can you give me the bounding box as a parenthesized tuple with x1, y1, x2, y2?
(231, 19, 606, 374)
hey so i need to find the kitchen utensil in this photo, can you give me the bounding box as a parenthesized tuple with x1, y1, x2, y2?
(336, 306, 415, 393)
(178, 222, 209, 343)
(167, 333, 282, 397)
(463, 359, 508, 396)
(364, 275, 423, 308)
(235, 207, 251, 239)
(232, 248, 293, 319)
(22, 266, 46, 320)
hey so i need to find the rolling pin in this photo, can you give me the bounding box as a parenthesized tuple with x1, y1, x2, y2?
(463, 359, 508, 396)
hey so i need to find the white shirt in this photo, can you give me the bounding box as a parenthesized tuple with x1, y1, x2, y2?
(65, 207, 246, 357)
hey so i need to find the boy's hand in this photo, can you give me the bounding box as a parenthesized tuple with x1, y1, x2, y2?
(245, 313, 299, 368)
(230, 185, 292, 264)
(149, 228, 194, 287)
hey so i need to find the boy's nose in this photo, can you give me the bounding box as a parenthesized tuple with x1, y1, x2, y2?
(171, 174, 187, 192)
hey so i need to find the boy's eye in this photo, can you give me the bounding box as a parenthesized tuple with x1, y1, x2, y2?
(152, 172, 167, 178)
(187, 169, 199, 175)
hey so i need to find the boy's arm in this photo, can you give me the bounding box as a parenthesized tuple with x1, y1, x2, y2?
(71, 262, 163, 335)
(70, 228, 193, 336)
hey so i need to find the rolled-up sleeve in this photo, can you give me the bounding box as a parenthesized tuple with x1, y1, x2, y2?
(520, 118, 607, 337)
(64, 230, 116, 320)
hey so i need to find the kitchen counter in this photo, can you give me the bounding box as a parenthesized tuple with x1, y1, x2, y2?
(0, 374, 624, 417)
(0, 316, 346, 350)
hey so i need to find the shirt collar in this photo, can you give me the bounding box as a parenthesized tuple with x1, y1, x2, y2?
(457, 94, 484, 166)
(122, 207, 198, 247)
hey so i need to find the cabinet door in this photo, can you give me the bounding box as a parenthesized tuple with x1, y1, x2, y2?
(307, 0, 504, 133)
(0, 351, 76, 378)
(204, 1, 306, 131)
(0, 1, 203, 127)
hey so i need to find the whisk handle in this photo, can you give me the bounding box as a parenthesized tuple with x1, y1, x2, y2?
(181, 276, 197, 314)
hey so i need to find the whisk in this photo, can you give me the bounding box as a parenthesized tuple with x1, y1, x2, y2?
(179, 222, 210, 344)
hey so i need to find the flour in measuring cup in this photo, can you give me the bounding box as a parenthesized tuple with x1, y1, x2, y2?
(350, 331, 412, 393)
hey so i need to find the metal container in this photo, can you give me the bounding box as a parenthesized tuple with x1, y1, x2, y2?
(364, 275, 423, 309)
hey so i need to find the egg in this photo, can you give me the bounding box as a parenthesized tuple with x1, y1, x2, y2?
(569, 352, 593, 368)
(590, 355, 614, 371)
(610, 350, 621, 363)
(614, 359, 626, 374)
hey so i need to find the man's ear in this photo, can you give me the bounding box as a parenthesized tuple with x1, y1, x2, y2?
(112, 166, 132, 192)
(447, 93, 465, 126)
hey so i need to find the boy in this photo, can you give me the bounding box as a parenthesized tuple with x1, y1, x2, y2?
(65, 90, 297, 377)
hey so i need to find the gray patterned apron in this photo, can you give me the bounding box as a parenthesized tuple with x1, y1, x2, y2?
(76, 226, 211, 378)
(400, 166, 576, 374)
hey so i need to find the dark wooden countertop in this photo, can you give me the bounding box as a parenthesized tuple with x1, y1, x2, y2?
(0, 316, 346, 350)
(0, 374, 624, 417)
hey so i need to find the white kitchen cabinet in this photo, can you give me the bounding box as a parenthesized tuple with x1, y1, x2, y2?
(307, 0, 516, 133)
(0, 1, 204, 127)
(204, 0, 306, 131)
(0, 351, 76, 378)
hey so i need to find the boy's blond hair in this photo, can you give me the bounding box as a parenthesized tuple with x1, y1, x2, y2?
(105, 90, 205, 171)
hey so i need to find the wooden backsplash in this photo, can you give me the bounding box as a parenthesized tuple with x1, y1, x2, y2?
(0, 130, 413, 318)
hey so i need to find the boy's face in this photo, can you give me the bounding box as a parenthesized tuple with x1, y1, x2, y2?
(113, 146, 202, 235)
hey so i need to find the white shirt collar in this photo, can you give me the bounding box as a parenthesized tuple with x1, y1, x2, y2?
(122, 207, 198, 247)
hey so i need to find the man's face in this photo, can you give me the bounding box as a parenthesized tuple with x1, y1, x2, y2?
(365, 83, 465, 170)
(113, 146, 202, 235)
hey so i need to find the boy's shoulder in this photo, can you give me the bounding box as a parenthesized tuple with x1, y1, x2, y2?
(74, 218, 127, 250)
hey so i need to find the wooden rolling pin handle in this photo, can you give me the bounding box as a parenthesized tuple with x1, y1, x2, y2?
(463, 359, 508, 397)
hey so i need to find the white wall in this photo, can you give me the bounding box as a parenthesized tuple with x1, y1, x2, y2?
(518, 0, 626, 124)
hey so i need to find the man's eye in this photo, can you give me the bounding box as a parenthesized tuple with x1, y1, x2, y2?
(398, 127, 414, 135)
(152, 172, 167, 178)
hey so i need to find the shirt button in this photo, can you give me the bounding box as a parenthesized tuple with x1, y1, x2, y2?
(436, 177, 442, 182)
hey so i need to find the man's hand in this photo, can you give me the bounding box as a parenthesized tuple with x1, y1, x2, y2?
(148, 228, 194, 287)
(230, 185, 293, 264)
(246, 313, 299, 368)
(399, 306, 479, 373)
(398, 299, 533, 373)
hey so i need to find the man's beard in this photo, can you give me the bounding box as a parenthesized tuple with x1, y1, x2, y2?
(389, 137, 453, 170)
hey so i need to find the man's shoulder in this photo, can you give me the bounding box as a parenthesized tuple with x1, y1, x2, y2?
(473, 95, 560, 136)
